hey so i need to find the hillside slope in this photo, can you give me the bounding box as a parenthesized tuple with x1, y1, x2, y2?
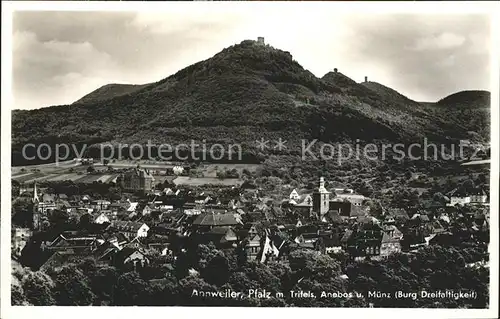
(425, 90, 491, 143)
(360, 81, 421, 108)
(437, 90, 490, 108)
(11, 39, 490, 164)
(73, 83, 151, 105)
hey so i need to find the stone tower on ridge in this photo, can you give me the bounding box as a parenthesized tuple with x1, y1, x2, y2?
(313, 176, 330, 219)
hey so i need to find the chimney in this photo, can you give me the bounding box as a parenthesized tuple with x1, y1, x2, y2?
(334, 68, 338, 73)
(364, 76, 368, 83)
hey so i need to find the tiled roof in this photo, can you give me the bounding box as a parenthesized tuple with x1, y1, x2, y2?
(208, 226, 233, 235)
(110, 220, 147, 232)
(381, 232, 400, 244)
(193, 213, 243, 226)
(341, 229, 353, 242)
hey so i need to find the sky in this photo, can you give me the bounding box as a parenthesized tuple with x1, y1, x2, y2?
(12, 8, 491, 110)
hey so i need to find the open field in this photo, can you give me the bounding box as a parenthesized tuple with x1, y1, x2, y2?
(172, 176, 243, 186)
(11, 160, 254, 186)
(12, 160, 257, 186)
(12, 171, 121, 185)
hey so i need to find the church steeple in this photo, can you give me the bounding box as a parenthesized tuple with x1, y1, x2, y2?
(318, 177, 328, 193)
(32, 181, 40, 231)
(32, 181, 39, 203)
(313, 176, 330, 220)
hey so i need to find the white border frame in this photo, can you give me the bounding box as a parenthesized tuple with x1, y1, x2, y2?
(1, 1, 499, 319)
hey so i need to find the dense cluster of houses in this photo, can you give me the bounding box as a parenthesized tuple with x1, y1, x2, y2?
(12, 172, 490, 271)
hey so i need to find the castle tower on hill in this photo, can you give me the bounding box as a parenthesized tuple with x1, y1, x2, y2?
(313, 177, 330, 219)
(257, 37, 265, 45)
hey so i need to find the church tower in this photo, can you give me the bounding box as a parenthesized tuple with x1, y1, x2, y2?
(313, 177, 330, 219)
(32, 182, 40, 231)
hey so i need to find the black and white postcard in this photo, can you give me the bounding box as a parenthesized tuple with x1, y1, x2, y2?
(1, 1, 498, 318)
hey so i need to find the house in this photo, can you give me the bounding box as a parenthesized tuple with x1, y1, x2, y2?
(470, 188, 488, 205)
(332, 191, 366, 207)
(90, 200, 111, 211)
(92, 241, 120, 267)
(447, 187, 488, 206)
(124, 237, 146, 250)
(289, 189, 300, 201)
(329, 198, 366, 218)
(402, 231, 427, 251)
(77, 207, 94, 216)
(204, 204, 229, 215)
(379, 230, 402, 257)
(241, 223, 260, 239)
(295, 232, 319, 244)
(198, 227, 238, 247)
(344, 223, 383, 258)
(322, 209, 346, 224)
(340, 229, 353, 249)
(386, 208, 410, 222)
(36, 201, 57, 215)
(245, 234, 262, 261)
(12, 228, 32, 256)
(428, 220, 446, 234)
(44, 234, 99, 253)
(291, 194, 313, 207)
(410, 213, 430, 227)
(428, 232, 455, 246)
(322, 236, 343, 254)
(109, 221, 149, 239)
(114, 247, 149, 268)
(94, 212, 111, 225)
(258, 232, 288, 263)
(103, 233, 129, 250)
(126, 201, 139, 213)
(121, 168, 155, 192)
(195, 193, 212, 205)
(142, 205, 152, 216)
(192, 212, 243, 231)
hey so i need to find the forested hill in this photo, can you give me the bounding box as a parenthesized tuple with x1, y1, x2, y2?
(437, 90, 490, 109)
(11, 39, 490, 164)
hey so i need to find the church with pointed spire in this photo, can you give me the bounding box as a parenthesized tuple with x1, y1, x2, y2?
(32, 182, 41, 230)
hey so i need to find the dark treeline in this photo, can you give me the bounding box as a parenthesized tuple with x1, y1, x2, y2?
(12, 243, 489, 308)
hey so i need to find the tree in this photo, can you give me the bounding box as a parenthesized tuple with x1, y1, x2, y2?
(91, 266, 119, 305)
(49, 209, 70, 227)
(288, 249, 342, 280)
(21, 270, 56, 305)
(11, 277, 30, 305)
(52, 265, 95, 306)
(145, 277, 180, 306)
(108, 186, 122, 201)
(12, 199, 34, 228)
(200, 251, 231, 286)
(12, 180, 21, 198)
(113, 272, 149, 306)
